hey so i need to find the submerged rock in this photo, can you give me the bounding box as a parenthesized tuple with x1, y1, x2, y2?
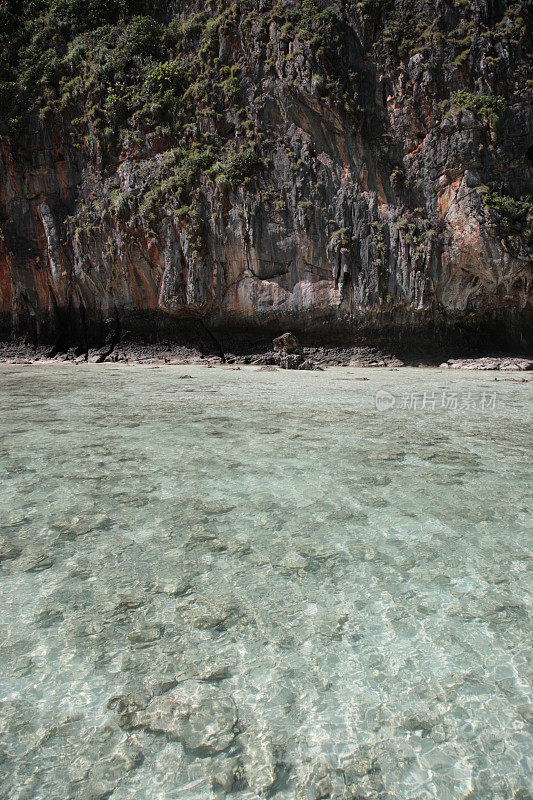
(277, 551, 308, 572)
(126, 681, 238, 755)
(211, 756, 245, 792)
(13, 549, 55, 573)
(107, 684, 153, 725)
(0, 700, 51, 758)
(0, 537, 22, 562)
(82, 738, 144, 800)
(154, 576, 192, 597)
(111, 591, 146, 612)
(187, 598, 242, 631)
(296, 757, 343, 800)
(239, 733, 280, 794)
(127, 620, 164, 644)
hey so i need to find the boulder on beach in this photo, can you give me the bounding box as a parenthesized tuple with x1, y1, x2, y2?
(273, 332, 300, 353)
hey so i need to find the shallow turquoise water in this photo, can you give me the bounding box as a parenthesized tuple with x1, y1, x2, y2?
(0, 364, 531, 800)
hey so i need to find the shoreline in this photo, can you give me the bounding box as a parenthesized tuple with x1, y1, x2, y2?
(0, 341, 531, 372)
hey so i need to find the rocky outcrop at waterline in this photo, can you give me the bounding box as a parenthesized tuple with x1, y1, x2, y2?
(0, 0, 531, 353)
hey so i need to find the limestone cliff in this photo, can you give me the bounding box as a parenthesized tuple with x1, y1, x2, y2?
(0, 0, 531, 351)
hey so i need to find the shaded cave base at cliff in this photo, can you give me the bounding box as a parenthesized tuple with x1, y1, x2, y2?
(0, 306, 531, 367)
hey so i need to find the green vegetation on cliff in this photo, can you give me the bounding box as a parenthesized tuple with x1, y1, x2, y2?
(0, 0, 531, 271)
(484, 191, 533, 252)
(451, 90, 505, 127)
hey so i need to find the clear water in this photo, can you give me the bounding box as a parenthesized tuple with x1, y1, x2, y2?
(0, 365, 531, 800)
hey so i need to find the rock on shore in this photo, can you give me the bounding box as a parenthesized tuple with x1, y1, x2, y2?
(440, 357, 533, 371)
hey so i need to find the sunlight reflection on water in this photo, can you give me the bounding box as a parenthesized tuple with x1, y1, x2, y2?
(0, 365, 531, 800)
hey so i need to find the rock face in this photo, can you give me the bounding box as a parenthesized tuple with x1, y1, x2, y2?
(0, 0, 531, 352)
